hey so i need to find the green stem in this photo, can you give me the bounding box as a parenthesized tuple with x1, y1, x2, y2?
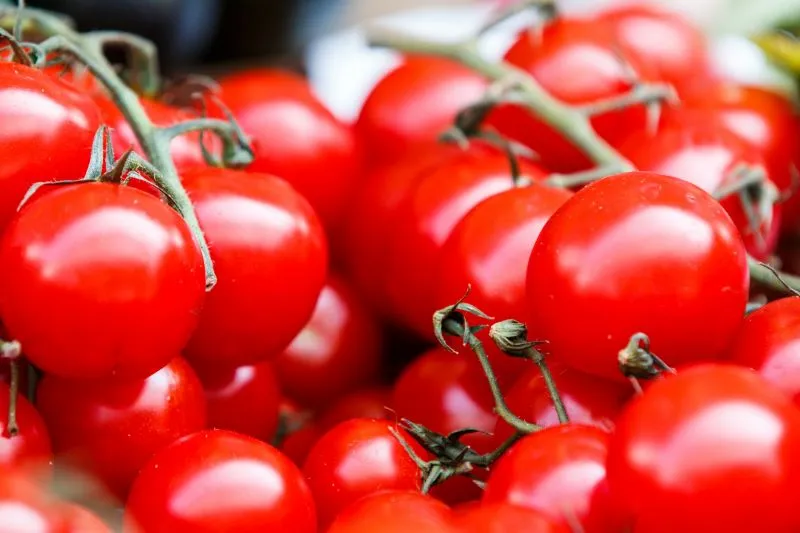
(748, 255, 800, 295)
(82, 30, 160, 97)
(471, 431, 523, 466)
(524, 346, 569, 424)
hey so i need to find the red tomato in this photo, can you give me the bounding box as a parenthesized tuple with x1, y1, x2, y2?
(436, 184, 573, 322)
(95, 96, 220, 174)
(0, 473, 65, 532)
(62, 503, 112, 533)
(273, 276, 382, 408)
(194, 361, 281, 443)
(726, 297, 800, 405)
(0, 62, 102, 235)
(607, 364, 800, 532)
(526, 172, 749, 381)
(326, 490, 457, 533)
(125, 429, 316, 533)
(181, 168, 328, 368)
(0, 381, 52, 480)
(483, 424, 617, 532)
(453, 503, 570, 533)
(488, 17, 657, 172)
(618, 113, 781, 260)
(676, 84, 800, 233)
(302, 418, 421, 529)
(595, 3, 714, 94)
(218, 69, 361, 230)
(386, 144, 546, 337)
(36, 357, 206, 500)
(316, 387, 393, 430)
(0, 183, 205, 379)
(355, 56, 488, 166)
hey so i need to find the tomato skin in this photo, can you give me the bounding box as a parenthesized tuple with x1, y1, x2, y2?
(483, 424, 616, 532)
(0, 473, 66, 532)
(194, 361, 281, 443)
(607, 364, 800, 532)
(386, 145, 547, 337)
(488, 17, 656, 172)
(618, 114, 781, 260)
(273, 276, 382, 408)
(0, 381, 52, 480)
(181, 168, 328, 368)
(726, 297, 800, 405)
(326, 490, 457, 533)
(218, 69, 362, 230)
(436, 184, 573, 322)
(302, 418, 421, 529)
(36, 357, 206, 501)
(355, 56, 488, 166)
(526, 172, 749, 381)
(125, 429, 316, 533)
(0, 183, 205, 380)
(0, 62, 102, 235)
(453, 503, 571, 533)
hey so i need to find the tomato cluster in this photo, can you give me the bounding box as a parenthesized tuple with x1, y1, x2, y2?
(1, 2, 800, 533)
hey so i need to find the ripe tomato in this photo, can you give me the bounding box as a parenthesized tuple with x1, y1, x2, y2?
(94, 96, 221, 174)
(607, 364, 800, 532)
(0, 62, 102, 235)
(36, 357, 206, 500)
(726, 297, 800, 405)
(595, 3, 714, 94)
(453, 503, 570, 533)
(355, 56, 488, 166)
(302, 418, 421, 528)
(618, 113, 781, 260)
(0, 472, 65, 532)
(125, 429, 316, 533)
(483, 424, 617, 532)
(0, 183, 205, 379)
(194, 360, 281, 443)
(273, 276, 382, 408)
(326, 490, 457, 533)
(181, 167, 328, 368)
(526, 172, 749, 381)
(218, 69, 362, 230)
(0, 381, 52, 480)
(488, 17, 657, 172)
(436, 184, 573, 322)
(385, 144, 546, 337)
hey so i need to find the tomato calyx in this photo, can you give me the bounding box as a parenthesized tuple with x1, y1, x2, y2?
(617, 333, 676, 395)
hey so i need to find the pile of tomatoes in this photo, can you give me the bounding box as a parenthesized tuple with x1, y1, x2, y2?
(2, 2, 800, 532)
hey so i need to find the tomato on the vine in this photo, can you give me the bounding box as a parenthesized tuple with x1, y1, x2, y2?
(526, 172, 749, 381)
(125, 429, 316, 533)
(0, 380, 52, 480)
(218, 69, 362, 230)
(0, 183, 205, 380)
(0, 472, 66, 532)
(181, 167, 328, 368)
(607, 364, 800, 532)
(37, 357, 206, 500)
(0, 62, 102, 234)
(326, 490, 457, 533)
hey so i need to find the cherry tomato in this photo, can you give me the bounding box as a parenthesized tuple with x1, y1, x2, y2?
(526, 172, 749, 381)
(218, 69, 362, 230)
(595, 3, 714, 94)
(0, 183, 205, 379)
(725, 297, 800, 405)
(181, 167, 328, 368)
(62, 503, 112, 533)
(326, 490, 457, 533)
(194, 361, 281, 443)
(607, 364, 800, 532)
(0, 380, 52, 480)
(316, 387, 394, 430)
(94, 96, 220, 173)
(125, 429, 316, 533)
(0, 62, 102, 235)
(36, 357, 206, 500)
(302, 418, 421, 528)
(355, 56, 488, 166)
(618, 113, 781, 260)
(436, 184, 573, 322)
(453, 502, 570, 533)
(386, 144, 546, 337)
(0, 472, 65, 532)
(488, 17, 657, 172)
(483, 424, 617, 532)
(273, 276, 382, 408)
